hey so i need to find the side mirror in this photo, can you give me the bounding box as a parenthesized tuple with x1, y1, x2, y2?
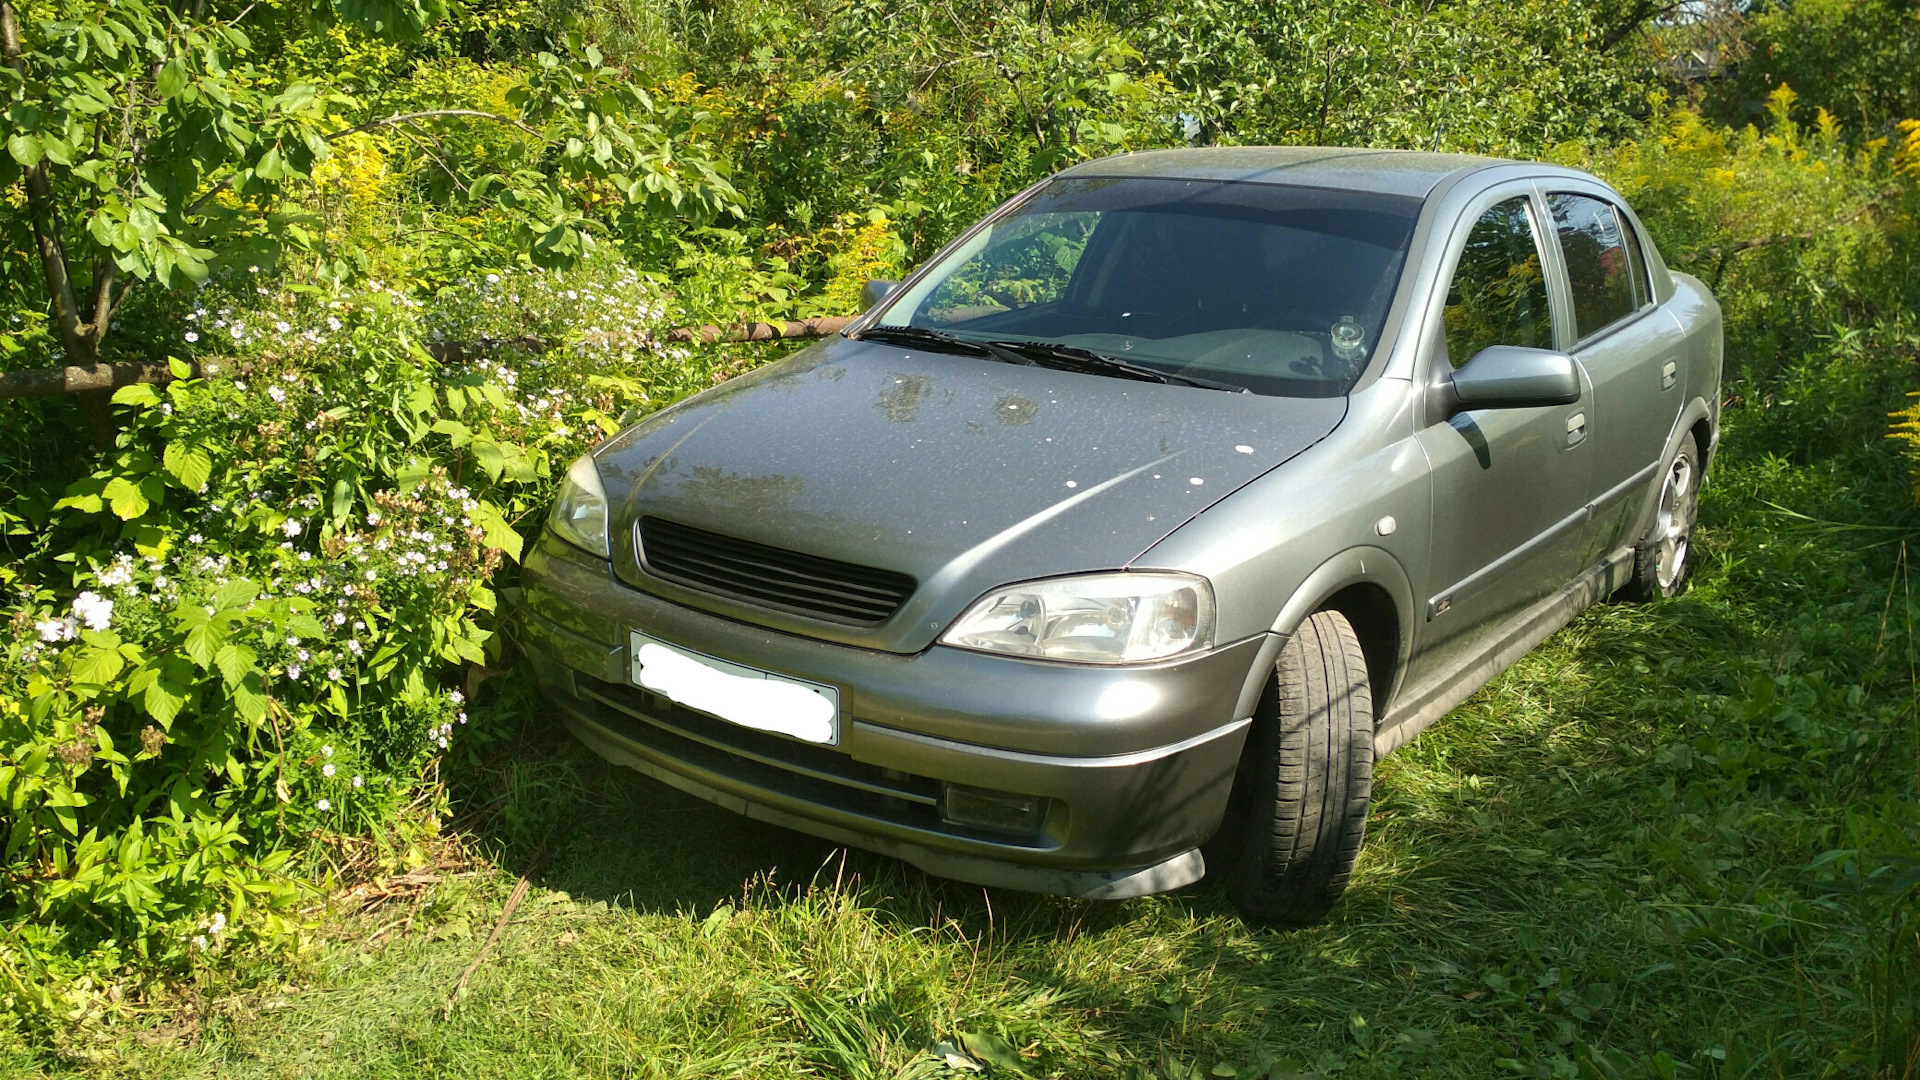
(1446, 345, 1581, 414)
(861, 279, 900, 310)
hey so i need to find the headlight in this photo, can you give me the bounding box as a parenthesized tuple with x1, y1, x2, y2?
(549, 454, 610, 558)
(940, 572, 1215, 664)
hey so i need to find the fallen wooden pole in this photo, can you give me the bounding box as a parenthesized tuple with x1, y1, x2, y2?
(0, 314, 857, 399)
(0, 361, 198, 399)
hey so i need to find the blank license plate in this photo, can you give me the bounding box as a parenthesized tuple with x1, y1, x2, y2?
(628, 630, 840, 745)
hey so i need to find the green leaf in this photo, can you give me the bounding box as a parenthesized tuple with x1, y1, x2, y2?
(111, 383, 162, 406)
(7, 133, 42, 168)
(71, 645, 127, 685)
(232, 672, 270, 723)
(471, 439, 505, 482)
(103, 476, 149, 520)
(155, 59, 189, 99)
(213, 642, 256, 688)
(163, 442, 212, 492)
(432, 418, 473, 447)
(254, 145, 287, 181)
(958, 1032, 1029, 1076)
(394, 457, 431, 492)
(141, 676, 187, 726)
(331, 478, 354, 524)
(469, 500, 523, 562)
(181, 613, 228, 669)
(212, 577, 258, 612)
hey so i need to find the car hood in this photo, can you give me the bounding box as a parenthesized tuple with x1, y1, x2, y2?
(595, 335, 1347, 652)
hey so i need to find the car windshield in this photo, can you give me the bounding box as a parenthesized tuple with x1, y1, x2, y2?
(873, 177, 1422, 396)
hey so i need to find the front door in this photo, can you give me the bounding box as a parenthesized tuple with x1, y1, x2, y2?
(1408, 189, 1593, 688)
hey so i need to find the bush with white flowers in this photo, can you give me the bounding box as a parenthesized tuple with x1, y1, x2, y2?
(0, 260, 694, 973)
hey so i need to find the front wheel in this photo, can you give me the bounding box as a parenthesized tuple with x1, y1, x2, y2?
(1617, 433, 1701, 602)
(1212, 609, 1374, 926)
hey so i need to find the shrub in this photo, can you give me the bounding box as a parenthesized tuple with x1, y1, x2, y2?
(0, 257, 689, 1012)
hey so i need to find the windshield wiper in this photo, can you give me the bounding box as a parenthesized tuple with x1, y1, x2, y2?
(986, 339, 1250, 393)
(851, 325, 1037, 368)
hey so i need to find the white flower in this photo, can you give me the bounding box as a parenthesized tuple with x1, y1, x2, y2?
(184, 331, 199, 343)
(347, 640, 362, 656)
(268, 386, 286, 403)
(437, 736, 449, 749)
(327, 316, 342, 331)
(208, 912, 227, 935)
(321, 744, 333, 758)
(322, 762, 335, 778)
(448, 690, 465, 705)
(351, 775, 363, 788)
(282, 519, 302, 538)
(315, 798, 330, 811)
(98, 558, 134, 588)
(35, 617, 76, 643)
(332, 612, 346, 626)
(71, 592, 113, 631)
(275, 321, 291, 334)
(287, 664, 302, 680)
(327, 667, 342, 682)
(188, 533, 204, 544)
(287, 636, 300, 647)
(457, 712, 467, 724)
(364, 570, 377, 582)
(192, 935, 208, 950)
(366, 511, 382, 526)
(297, 649, 310, 662)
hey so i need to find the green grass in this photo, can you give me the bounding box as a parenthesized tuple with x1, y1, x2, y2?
(11, 334, 1919, 1079)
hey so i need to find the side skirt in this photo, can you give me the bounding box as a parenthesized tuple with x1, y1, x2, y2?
(1374, 546, 1635, 757)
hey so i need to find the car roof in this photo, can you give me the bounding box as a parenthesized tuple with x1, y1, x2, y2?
(1055, 146, 1515, 199)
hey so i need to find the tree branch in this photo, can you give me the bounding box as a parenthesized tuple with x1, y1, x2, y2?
(1674, 186, 1902, 268)
(327, 109, 544, 143)
(1598, 0, 1683, 51)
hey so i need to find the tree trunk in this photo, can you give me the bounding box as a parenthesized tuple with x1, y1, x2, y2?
(0, 1, 114, 446)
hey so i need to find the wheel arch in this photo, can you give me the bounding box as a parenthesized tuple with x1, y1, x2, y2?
(1626, 396, 1717, 543)
(1231, 546, 1415, 725)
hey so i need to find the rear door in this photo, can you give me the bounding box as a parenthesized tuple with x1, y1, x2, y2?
(1408, 185, 1593, 688)
(1542, 190, 1680, 564)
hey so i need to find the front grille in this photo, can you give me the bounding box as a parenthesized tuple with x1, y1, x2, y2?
(636, 516, 916, 625)
(570, 672, 961, 831)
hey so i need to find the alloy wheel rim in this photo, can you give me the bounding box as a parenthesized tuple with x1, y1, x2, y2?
(1653, 455, 1696, 591)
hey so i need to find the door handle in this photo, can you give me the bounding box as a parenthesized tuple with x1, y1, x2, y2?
(1661, 360, 1678, 390)
(1565, 411, 1588, 447)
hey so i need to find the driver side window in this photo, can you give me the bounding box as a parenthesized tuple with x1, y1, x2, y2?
(1444, 197, 1555, 369)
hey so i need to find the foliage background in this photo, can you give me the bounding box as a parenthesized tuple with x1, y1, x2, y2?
(0, 0, 1917, 1074)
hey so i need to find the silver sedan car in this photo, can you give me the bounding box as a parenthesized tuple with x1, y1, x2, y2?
(519, 147, 1721, 925)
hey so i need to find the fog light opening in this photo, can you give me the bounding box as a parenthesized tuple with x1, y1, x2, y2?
(940, 783, 1045, 834)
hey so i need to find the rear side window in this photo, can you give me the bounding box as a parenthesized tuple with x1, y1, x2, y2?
(1443, 196, 1554, 368)
(1549, 194, 1645, 340)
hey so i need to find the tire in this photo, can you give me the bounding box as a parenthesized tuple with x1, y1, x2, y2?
(1616, 432, 1701, 603)
(1213, 609, 1374, 926)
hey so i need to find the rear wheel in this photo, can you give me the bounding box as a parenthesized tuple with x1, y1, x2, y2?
(1617, 433, 1701, 602)
(1213, 609, 1373, 926)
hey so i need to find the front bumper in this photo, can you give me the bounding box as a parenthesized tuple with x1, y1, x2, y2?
(519, 531, 1264, 898)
